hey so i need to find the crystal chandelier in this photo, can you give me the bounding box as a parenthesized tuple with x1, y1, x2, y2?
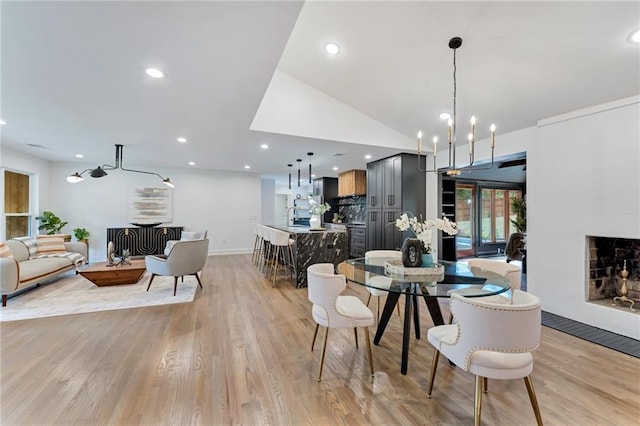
(418, 37, 496, 176)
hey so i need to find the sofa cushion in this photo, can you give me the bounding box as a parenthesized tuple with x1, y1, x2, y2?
(11, 236, 37, 259)
(0, 242, 13, 258)
(36, 235, 67, 255)
(18, 257, 74, 284)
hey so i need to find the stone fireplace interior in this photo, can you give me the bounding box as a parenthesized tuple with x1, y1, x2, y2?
(587, 236, 639, 313)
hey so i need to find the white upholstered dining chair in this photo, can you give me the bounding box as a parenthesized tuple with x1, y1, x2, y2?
(467, 258, 521, 291)
(307, 263, 375, 381)
(364, 250, 402, 323)
(427, 290, 543, 426)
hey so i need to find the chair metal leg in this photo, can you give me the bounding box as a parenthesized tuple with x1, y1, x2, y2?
(353, 327, 358, 348)
(366, 293, 372, 306)
(426, 349, 440, 398)
(448, 311, 454, 324)
(364, 326, 374, 376)
(311, 323, 319, 351)
(146, 274, 157, 291)
(173, 276, 179, 296)
(524, 375, 544, 426)
(474, 375, 483, 426)
(192, 273, 203, 290)
(483, 377, 488, 393)
(376, 297, 381, 325)
(271, 246, 281, 287)
(318, 327, 328, 382)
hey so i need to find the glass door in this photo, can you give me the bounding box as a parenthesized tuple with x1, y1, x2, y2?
(456, 184, 475, 258)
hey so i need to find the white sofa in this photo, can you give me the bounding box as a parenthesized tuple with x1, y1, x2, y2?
(0, 239, 87, 306)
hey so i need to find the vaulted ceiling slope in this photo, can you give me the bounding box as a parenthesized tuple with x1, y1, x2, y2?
(2, 1, 639, 182)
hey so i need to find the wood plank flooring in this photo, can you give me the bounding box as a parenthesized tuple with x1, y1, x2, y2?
(1, 254, 639, 425)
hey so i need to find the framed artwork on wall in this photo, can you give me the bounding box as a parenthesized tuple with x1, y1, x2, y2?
(128, 186, 173, 226)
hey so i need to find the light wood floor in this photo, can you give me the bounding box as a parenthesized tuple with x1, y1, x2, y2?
(1, 254, 638, 425)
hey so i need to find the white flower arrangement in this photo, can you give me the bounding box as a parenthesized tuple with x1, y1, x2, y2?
(395, 212, 458, 254)
(308, 197, 331, 216)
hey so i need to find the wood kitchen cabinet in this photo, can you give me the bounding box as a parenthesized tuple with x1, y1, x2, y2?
(366, 153, 426, 251)
(338, 169, 366, 197)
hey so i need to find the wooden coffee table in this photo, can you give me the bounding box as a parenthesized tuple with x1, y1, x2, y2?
(79, 259, 146, 286)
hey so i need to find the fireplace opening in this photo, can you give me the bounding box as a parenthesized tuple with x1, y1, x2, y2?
(587, 236, 639, 313)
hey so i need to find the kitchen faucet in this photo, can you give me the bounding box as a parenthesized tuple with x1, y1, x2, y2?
(287, 206, 305, 226)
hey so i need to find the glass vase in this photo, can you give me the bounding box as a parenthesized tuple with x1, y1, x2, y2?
(421, 253, 434, 267)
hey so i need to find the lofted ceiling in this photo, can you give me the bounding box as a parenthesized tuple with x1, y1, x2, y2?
(1, 1, 638, 187)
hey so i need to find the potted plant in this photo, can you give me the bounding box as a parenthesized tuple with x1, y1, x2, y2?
(510, 197, 527, 233)
(73, 227, 90, 242)
(36, 211, 70, 240)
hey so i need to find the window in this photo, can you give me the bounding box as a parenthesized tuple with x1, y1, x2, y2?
(3, 170, 32, 239)
(480, 188, 522, 244)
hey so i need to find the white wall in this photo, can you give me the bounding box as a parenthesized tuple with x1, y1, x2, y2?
(261, 178, 276, 226)
(1, 146, 262, 260)
(530, 96, 640, 339)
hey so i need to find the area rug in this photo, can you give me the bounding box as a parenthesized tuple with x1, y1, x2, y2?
(0, 270, 198, 322)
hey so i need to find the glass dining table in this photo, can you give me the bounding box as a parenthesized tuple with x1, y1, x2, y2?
(337, 257, 511, 375)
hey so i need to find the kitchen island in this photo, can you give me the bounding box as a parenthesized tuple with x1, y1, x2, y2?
(267, 225, 348, 288)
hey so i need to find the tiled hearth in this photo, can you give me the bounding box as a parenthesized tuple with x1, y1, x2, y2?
(587, 236, 640, 313)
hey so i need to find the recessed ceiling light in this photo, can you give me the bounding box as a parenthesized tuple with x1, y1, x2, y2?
(188, 161, 195, 166)
(75, 154, 84, 158)
(439, 112, 451, 120)
(260, 144, 269, 149)
(631, 28, 640, 43)
(332, 166, 339, 171)
(0, 119, 6, 126)
(325, 42, 340, 55)
(145, 68, 165, 78)
(364, 154, 372, 160)
(177, 137, 187, 143)
(244, 165, 251, 169)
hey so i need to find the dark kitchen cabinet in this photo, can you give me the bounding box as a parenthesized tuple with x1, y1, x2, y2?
(366, 153, 426, 251)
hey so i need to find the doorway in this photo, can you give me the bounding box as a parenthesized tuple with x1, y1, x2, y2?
(456, 184, 475, 258)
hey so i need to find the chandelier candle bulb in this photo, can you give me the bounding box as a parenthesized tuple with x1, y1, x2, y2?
(417, 131, 423, 153)
(468, 133, 473, 154)
(432, 136, 438, 156)
(448, 119, 453, 144)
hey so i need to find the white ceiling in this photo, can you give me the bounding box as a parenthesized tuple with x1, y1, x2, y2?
(2, 1, 639, 186)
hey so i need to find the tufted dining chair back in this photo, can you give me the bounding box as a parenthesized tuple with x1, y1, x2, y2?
(426, 290, 543, 425)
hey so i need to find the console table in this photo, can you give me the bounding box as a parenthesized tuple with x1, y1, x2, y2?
(106, 226, 183, 257)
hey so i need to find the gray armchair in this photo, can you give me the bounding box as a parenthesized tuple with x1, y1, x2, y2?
(145, 239, 209, 296)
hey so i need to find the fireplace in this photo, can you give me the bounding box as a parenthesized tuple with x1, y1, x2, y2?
(587, 236, 640, 312)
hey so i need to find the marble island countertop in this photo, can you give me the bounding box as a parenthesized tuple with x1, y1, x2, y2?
(268, 225, 346, 234)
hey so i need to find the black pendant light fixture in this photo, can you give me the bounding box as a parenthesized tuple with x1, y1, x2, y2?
(417, 36, 496, 176)
(307, 152, 313, 183)
(66, 144, 174, 187)
(296, 158, 302, 187)
(287, 164, 293, 189)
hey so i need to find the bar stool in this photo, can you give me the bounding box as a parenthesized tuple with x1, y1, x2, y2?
(252, 223, 263, 265)
(268, 228, 295, 287)
(260, 225, 272, 274)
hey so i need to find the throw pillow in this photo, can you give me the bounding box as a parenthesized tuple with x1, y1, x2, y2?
(180, 231, 199, 240)
(181, 230, 207, 240)
(36, 234, 66, 255)
(0, 242, 14, 258)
